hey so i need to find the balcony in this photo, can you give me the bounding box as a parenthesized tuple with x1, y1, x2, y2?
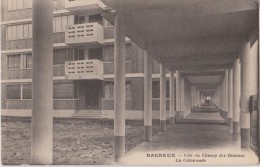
(65, 23, 104, 47)
(65, 0, 106, 15)
(65, 59, 104, 80)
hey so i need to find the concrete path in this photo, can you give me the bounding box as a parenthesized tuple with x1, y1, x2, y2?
(183, 112, 225, 124)
(117, 122, 259, 165)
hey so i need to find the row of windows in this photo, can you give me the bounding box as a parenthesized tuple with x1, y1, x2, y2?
(103, 81, 169, 99)
(6, 82, 78, 100)
(6, 48, 85, 69)
(104, 81, 131, 99)
(6, 23, 32, 40)
(53, 15, 74, 33)
(6, 53, 32, 69)
(6, 0, 65, 11)
(6, 47, 105, 69)
(152, 81, 170, 98)
(6, 81, 169, 100)
(7, 0, 32, 11)
(6, 15, 74, 40)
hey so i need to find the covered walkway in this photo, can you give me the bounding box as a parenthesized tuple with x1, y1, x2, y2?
(120, 121, 258, 165)
(30, 0, 259, 165)
(117, 108, 258, 165)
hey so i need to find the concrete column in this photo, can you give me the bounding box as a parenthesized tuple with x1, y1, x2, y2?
(228, 68, 233, 130)
(195, 89, 199, 106)
(176, 71, 181, 110)
(233, 58, 241, 134)
(160, 64, 166, 132)
(176, 71, 181, 121)
(180, 77, 185, 118)
(225, 69, 229, 123)
(198, 90, 201, 106)
(144, 49, 152, 142)
(240, 41, 258, 148)
(114, 10, 126, 161)
(31, 0, 53, 164)
(169, 71, 176, 124)
(191, 86, 195, 108)
(222, 77, 226, 111)
(200, 93, 203, 104)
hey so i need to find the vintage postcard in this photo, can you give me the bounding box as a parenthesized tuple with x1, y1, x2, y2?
(1, 0, 260, 165)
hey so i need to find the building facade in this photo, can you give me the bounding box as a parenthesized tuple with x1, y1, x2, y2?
(1, 0, 182, 119)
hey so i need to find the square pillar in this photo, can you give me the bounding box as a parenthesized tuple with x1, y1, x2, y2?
(225, 69, 229, 123)
(233, 58, 241, 134)
(169, 71, 176, 124)
(31, 0, 53, 164)
(228, 68, 233, 130)
(180, 77, 185, 117)
(144, 49, 152, 142)
(176, 71, 181, 121)
(160, 63, 167, 131)
(240, 41, 258, 148)
(114, 10, 126, 161)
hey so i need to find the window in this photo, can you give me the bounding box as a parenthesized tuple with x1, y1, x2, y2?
(11, 25, 17, 40)
(23, 53, 32, 69)
(68, 15, 74, 25)
(104, 82, 114, 98)
(103, 81, 131, 98)
(17, 0, 23, 9)
(7, 0, 13, 11)
(6, 23, 32, 40)
(7, 85, 21, 99)
(126, 81, 131, 98)
(22, 84, 32, 99)
(23, 0, 32, 9)
(74, 49, 85, 60)
(74, 82, 79, 99)
(23, 24, 29, 38)
(7, 0, 32, 11)
(53, 48, 74, 65)
(166, 80, 169, 98)
(17, 24, 23, 39)
(75, 16, 85, 24)
(89, 14, 102, 24)
(152, 81, 160, 98)
(12, 0, 17, 10)
(7, 54, 21, 69)
(53, 15, 74, 32)
(88, 48, 102, 60)
(61, 15, 68, 31)
(28, 24, 32, 38)
(103, 46, 114, 62)
(152, 81, 170, 98)
(55, 16, 62, 32)
(54, 82, 75, 99)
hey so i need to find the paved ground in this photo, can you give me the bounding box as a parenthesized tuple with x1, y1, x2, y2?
(184, 112, 225, 123)
(118, 113, 259, 165)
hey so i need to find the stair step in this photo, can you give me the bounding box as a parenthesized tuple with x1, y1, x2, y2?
(73, 111, 102, 118)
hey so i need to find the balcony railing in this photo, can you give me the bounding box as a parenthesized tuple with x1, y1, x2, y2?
(65, 59, 103, 80)
(65, 22, 104, 46)
(65, 0, 106, 15)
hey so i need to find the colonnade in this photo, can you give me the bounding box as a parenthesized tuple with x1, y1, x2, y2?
(212, 41, 259, 148)
(31, 1, 259, 164)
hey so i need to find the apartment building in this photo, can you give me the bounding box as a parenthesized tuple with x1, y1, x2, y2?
(1, 0, 178, 119)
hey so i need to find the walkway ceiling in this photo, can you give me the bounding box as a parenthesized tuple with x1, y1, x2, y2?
(102, 0, 258, 95)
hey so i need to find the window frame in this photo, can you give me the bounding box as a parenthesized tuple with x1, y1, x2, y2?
(6, 84, 21, 100)
(6, 54, 21, 70)
(22, 53, 32, 69)
(6, 0, 32, 11)
(6, 23, 32, 41)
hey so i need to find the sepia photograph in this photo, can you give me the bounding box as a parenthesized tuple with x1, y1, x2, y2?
(1, 0, 260, 165)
